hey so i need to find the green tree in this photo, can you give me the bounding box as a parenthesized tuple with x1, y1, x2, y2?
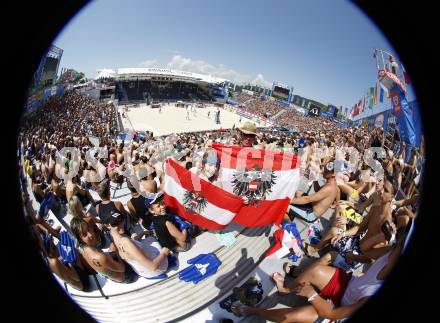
(74, 72, 85, 84)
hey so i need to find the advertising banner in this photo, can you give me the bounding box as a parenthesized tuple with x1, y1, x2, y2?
(308, 105, 321, 117)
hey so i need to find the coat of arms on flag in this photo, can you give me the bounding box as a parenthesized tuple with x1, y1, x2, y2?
(183, 190, 208, 214)
(232, 166, 277, 206)
(164, 158, 243, 230)
(212, 144, 301, 227)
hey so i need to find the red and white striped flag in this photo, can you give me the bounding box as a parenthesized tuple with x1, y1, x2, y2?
(212, 144, 301, 227)
(164, 159, 243, 230)
(265, 228, 302, 259)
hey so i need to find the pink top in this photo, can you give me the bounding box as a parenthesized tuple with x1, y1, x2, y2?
(107, 160, 116, 172)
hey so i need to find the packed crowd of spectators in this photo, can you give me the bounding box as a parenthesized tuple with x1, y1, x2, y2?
(233, 93, 256, 105)
(276, 109, 341, 132)
(233, 92, 342, 132)
(118, 80, 214, 103)
(18, 90, 423, 321)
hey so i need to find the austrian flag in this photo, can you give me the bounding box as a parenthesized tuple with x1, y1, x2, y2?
(164, 159, 243, 230)
(212, 144, 301, 227)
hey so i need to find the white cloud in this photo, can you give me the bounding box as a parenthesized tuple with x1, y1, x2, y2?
(137, 55, 273, 88)
(251, 73, 272, 88)
(139, 59, 159, 67)
(166, 55, 251, 84)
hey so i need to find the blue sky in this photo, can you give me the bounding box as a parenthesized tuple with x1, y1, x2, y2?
(53, 0, 415, 112)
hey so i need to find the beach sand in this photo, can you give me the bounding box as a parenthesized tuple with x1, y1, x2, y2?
(120, 103, 267, 136)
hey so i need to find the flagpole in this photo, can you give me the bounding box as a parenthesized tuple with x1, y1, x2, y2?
(380, 49, 385, 71)
(374, 48, 380, 71)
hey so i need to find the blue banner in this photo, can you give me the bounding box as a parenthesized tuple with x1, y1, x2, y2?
(327, 104, 336, 117)
(407, 100, 423, 148)
(390, 85, 417, 147)
(26, 84, 65, 113)
(226, 98, 238, 105)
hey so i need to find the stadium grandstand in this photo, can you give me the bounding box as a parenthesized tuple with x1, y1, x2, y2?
(19, 61, 421, 322)
(113, 68, 228, 104)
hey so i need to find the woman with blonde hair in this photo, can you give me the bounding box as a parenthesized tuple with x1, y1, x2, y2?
(68, 195, 99, 225)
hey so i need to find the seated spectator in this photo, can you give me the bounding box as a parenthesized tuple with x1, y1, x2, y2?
(50, 173, 67, 204)
(70, 217, 137, 284)
(66, 175, 94, 206)
(22, 190, 61, 238)
(232, 236, 405, 321)
(107, 154, 119, 181)
(137, 165, 158, 195)
(96, 181, 133, 230)
(147, 192, 191, 252)
(68, 195, 98, 225)
(337, 166, 372, 204)
(392, 193, 419, 236)
(103, 211, 170, 279)
(331, 178, 397, 264)
(126, 180, 152, 230)
(286, 161, 339, 223)
(32, 224, 90, 292)
(189, 152, 222, 188)
(30, 172, 48, 203)
(115, 143, 125, 165)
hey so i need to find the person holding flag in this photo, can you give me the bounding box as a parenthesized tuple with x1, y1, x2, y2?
(189, 151, 222, 188)
(237, 122, 258, 147)
(147, 192, 191, 252)
(211, 133, 301, 227)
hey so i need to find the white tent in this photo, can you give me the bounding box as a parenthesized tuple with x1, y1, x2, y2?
(95, 69, 116, 80)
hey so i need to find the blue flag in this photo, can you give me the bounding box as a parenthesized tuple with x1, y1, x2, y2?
(390, 85, 417, 147)
(57, 231, 78, 265)
(379, 88, 384, 103)
(179, 253, 221, 284)
(39, 192, 55, 218)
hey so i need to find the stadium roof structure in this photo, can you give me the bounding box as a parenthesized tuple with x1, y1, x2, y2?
(115, 67, 227, 84)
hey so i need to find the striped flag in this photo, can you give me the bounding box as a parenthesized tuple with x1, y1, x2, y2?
(360, 97, 364, 114)
(381, 82, 390, 99)
(212, 144, 301, 227)
(164, 159, 244, 230)
(369, 87, 374, 109)
(265, 226, 302, 259)
(374, 81, 378, 106)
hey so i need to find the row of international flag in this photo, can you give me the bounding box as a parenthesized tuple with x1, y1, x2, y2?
(350, 80, 386, 117)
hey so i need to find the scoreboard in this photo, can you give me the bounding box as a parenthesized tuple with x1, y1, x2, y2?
(271, 82, 294, 103)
